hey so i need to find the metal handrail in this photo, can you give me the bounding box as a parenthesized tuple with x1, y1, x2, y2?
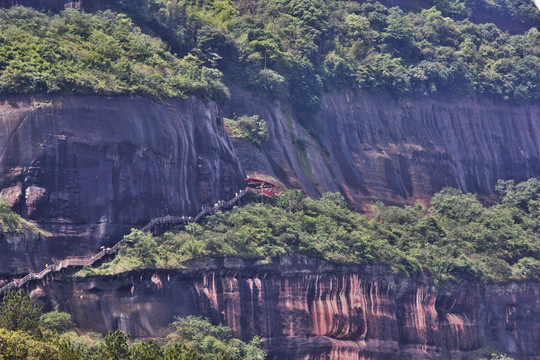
(0, 188, 248, 295)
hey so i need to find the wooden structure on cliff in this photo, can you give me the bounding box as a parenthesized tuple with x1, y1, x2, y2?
(246, 177, 280, 198)
(64, 1, 81, 9)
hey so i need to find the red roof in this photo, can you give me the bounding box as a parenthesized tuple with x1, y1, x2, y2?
(246, 177, 280, 197)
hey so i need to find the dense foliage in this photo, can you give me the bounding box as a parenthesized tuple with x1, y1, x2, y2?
(0, 6, 228, 101)
(1, 1, 538, 123)
(86, 179, 540, 285)
(0, 290, 265, 360)
(100, 0, 540, 126)
(167, 317, 265, 359)
(224, 115, 270, 146)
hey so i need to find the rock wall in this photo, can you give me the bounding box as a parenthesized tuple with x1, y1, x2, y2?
(0, 233, 47, 279)
(224, 89, 540, 210)
(0, 0, 65, 11)
(0, 95, 245, 270)
(32, 256, 540, 360)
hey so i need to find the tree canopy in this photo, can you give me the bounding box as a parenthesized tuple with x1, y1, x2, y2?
(0, 290, 265, 360)
(1, 1, 539, 123)
(86, 179, 540, 285)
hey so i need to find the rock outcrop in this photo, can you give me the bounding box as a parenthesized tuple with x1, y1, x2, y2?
(0, 95, 245, 271)
(224, 89, 540, 210)
(32, 256, 540, 360)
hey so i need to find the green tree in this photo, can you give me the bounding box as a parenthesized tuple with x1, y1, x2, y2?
(100, 330, 130, 360)
(163, 344, 199, 360)
(40, 311, 75, 333)
(275, 189, 305, 212)
(125, 229, 158, 267)
(0, 290, 42, 333)
(56, 339, 86, 360)
(130, 340, 164, 360)
(0, 328, 59, 360)
(168, 316, 265, 360)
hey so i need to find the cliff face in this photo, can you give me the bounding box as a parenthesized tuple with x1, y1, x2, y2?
(33, 256, 540, 360)
(0, 0, 65, 11)
(224, 89, 540, 209)
(0, 232, 47, 280)
(0, 96, 245, 271)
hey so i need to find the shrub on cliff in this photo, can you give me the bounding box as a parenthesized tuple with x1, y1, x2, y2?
(224, 114, 270, 146)
(0, 201, 23, 234)
(0, 201, 43, 235)
(92, 178, 540, 285)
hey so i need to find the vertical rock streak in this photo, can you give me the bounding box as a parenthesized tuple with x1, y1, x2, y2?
(35, 258, 540, 359)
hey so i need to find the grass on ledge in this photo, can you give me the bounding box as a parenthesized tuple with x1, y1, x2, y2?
(0, 200, 43, 235)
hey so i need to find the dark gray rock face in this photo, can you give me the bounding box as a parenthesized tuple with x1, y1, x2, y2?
(32, 256, 540, 360)
(0, 96, 245, 270)
(0, 0, 65, 11)
(224, 89, 540, 210)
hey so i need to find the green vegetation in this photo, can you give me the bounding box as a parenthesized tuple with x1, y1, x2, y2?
(97, 0, 540, 127)
(167, 317, 265, 360)
(0, 6, 228, 101)
(224, 114, 270, 146)
(0, 290, 265, 360)
(86, 179, 540, 285)
(0, 201, 23, 233)
(464, 0, 539, 27)
(0, 200, 43, 234)
(1, 1, 538, 123)
(0, 289, 42, 333)
(40, 311, 75, 333)
(468, 340, 515, 360)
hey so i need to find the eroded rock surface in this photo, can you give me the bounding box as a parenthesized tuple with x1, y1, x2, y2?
(33, 256, 540, 360)
(225, 89, 540, 210)
(0, 96, 245, 270)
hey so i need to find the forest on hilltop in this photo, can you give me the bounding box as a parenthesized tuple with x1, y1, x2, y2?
(0, 0, 538, 125)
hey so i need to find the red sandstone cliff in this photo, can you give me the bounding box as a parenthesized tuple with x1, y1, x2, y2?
(0, 95, 245, 274)
(2, 91, 540, 268)
(223, 89, 540, 210)
(31, 256, 540, 360)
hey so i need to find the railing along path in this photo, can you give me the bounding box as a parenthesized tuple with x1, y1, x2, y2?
(0, 189, 248, 295)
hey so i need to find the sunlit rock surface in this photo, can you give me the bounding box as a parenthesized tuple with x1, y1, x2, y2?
(33, 256, 540, 360)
